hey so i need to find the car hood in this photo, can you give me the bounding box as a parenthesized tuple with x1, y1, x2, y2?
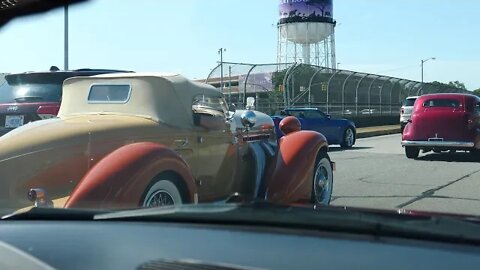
(272, 115, 355, 127)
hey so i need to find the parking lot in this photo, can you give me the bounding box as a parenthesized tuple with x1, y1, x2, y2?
(330, 134, 480, 215)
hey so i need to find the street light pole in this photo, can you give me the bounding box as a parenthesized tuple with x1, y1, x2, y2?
(64, 4, 69, 70)
(218, 48, 226, 94)
(228, 65, 232, 104)
(421, 61, 423, 83)
(421, 57, 436, 83)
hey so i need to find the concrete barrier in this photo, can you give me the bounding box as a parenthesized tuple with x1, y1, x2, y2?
(340, 115, 399, 128)
(356, 125, 401, 139)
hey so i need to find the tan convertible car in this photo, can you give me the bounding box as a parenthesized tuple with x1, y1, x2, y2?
(0, 73, 333, 212)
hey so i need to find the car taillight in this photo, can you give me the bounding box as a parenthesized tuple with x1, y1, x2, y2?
(467, 118, 475, 129)
(465, 113, 478, 130)
(37, 105, 60, 119)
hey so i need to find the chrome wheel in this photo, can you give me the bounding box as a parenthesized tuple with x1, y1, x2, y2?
(313, 154, 333, 205)
(341, 128, 355, 148)
(144, 190, 175, 207)
(142, 180, 182, 207)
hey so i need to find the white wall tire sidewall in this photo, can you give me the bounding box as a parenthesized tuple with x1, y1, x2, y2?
(143, 180, 183, 207)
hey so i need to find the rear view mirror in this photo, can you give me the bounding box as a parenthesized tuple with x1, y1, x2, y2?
(326, 114, 331, 119)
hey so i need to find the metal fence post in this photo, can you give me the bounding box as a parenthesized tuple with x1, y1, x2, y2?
(326, 69, 341, 114)
(408, 82, 421, 97)
(341, 72, 357, 115)
(354, 74, 370, 115)
(397, 80, 410, 107)
(308, 66, 326, 107)
(291, 66, 326, 107)
(367, 75, 380, 111)
(388, 79, 401, 114)
(204, 63, 222, 83)
(379, 77, 391, 115)
(417, 85, 426, 95)
(282, 63, 298, 108)
(243, 65, 257, 109)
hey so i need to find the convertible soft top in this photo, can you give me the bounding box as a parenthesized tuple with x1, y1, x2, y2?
(59, 73, 222, 129)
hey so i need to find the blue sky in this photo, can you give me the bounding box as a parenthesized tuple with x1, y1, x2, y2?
(1, 0, 479, 89)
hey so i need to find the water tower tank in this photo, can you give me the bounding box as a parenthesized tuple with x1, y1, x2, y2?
(277, 0, 336, 67)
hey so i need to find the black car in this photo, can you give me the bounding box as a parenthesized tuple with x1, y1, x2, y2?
(0, 67, 131, 136)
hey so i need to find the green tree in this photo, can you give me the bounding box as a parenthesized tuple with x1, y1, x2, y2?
(473, 88, 480, 96)
(272, 69, 287, 90)
(447, 81, 467, 90)
(429, 80, 467, 93)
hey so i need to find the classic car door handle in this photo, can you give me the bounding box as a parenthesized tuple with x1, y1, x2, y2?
(174, 139, 189, 147)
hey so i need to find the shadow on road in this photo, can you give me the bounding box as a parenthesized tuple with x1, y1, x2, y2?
(329, 146, 372, 152)
(416, 153, 479, 163)
(331, 194, 480, 204)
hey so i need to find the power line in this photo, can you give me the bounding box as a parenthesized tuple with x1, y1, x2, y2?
(376, 64, 419, 74)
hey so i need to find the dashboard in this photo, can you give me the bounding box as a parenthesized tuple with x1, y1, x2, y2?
(0, 221, 478, 269)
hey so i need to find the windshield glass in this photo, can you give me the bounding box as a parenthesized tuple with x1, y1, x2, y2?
(423, 99, 460, 108)
(0, 0, 480, 228)
(0, 82, 62, 103)
(404, 98, 417, 107)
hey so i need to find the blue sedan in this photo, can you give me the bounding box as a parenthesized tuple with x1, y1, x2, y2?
(272, 108, 357, 148)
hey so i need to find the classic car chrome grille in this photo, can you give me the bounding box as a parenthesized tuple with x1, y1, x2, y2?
(242, 134, 270, 142)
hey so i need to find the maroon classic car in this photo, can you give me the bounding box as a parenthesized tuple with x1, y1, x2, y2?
(401, 93, 480, 159)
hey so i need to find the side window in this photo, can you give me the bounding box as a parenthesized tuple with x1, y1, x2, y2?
(192, 94, 228, 117)
(88, 84, 131, 103)
(422, 99, 460, 108)
(286, 111, 302, 118)
(192, 94, 228, 130)
(303, 110, 326, 119)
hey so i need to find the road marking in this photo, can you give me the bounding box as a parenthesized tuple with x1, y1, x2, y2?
(396, 169, 480, 208)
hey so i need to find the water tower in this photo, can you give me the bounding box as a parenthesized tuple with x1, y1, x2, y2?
(277, 0, 336, 68)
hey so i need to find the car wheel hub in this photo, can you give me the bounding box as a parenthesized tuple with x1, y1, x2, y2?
(314, 161, 332, 205)
(346, 129, 354, 146)
(145, 190, 175, 207)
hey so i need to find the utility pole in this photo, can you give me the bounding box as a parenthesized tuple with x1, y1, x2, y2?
(228, 65, 232, 104)
(218, 48, 226, 94)
(421, 57, 436, 83)
(64, 4, 69, 70)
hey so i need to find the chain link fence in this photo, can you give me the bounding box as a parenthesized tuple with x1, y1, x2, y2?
(205, 63, 466, 117)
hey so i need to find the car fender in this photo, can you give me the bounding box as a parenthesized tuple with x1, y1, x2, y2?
(402, 122, 413, 141)
(264, 117, 328, 204)
(65, 142, 196, 209)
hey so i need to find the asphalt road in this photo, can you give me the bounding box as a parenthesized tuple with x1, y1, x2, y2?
(329, 134, 480, 216)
